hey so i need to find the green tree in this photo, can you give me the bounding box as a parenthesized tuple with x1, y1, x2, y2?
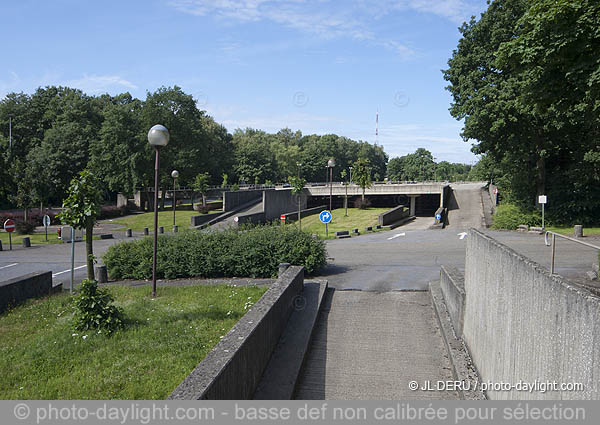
(352, 158, 372, 201)
(193, 172, 211, 208)
(58, 170, 103, 281)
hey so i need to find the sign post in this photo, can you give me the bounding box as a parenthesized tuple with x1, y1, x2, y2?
(70, 227, 75, 293)
(280, 214, 286, 225)
(3, 219, 15, 250)
(43, 215, 51, 241)
(538, 195, 547, 229)
(319, 210, 332, 237)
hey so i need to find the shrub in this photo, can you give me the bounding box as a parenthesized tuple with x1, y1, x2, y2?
(99, 205, 130, 219)
(491, 203, 542, 230)
(353, 198, 372, 209)
(103, 225, 328, 280)
(15, 220, 36, 235)
(72, 280, 124, 336)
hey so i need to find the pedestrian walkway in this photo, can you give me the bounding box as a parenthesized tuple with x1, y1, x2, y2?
(294, 290, 458, 400)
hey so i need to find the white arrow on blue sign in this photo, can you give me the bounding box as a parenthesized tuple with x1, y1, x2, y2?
(435, 213, 442, 220)
(319, 210, 332, 224)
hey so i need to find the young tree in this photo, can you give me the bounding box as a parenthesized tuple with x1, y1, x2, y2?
(341, 169, 349, 217)
(193, 172, 211, 208)
(352, 158, 372, 201)
(58, 170, 102, 281)
(288, 176, 306, 229)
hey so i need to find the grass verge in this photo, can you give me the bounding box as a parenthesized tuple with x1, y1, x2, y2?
(0, 284, 267, 399)
(293, 207, 390, 239)
(0, 231, 99, 246)
(544, 226, 600, 236)
(107, 211, 199, 232)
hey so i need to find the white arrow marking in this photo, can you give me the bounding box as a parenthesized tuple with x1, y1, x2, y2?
(387, 233, 406, 240)
(0, 263, 18, 270)
(458, 232, 467, 240)
(52, 265, 86, 277)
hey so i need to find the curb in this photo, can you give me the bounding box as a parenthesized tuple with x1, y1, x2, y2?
(429, 280, 486, 400)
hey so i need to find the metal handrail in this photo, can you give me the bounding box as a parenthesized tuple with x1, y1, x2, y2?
(544, 231, 600, 274)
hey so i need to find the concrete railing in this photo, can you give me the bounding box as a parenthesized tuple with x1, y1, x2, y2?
(463, 229, 600, 399)
(0, 271, 53, 314)
(190, 212, 224, 227)
(280, 205, 326, 222)
(378, 205, 409, 226)
(223, 190, 263, 212)
(168, 266, 305, 400)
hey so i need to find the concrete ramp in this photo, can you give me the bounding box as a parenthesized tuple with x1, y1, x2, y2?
(294, 290, 458, 400)
(445, 183, 486, 230)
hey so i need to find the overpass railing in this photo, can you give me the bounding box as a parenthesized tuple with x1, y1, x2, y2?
(544, 231, 600, 274)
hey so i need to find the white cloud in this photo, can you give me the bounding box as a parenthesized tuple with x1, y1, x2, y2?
(66, 74, 138, 94)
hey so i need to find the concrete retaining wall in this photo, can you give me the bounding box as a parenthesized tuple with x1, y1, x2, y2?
(168, 266, 305, 400)
(439, 265, 465, 337)
(378, 205, 409, 226)
(263, 189, 306, 221)
(223, 190, 263, 212)
(236, 212, 266, 226)
(464, 229, 600, 399)
(0, 271, 53, 314)
(190, 212, 224, 227)
(280, 205, 326, 222)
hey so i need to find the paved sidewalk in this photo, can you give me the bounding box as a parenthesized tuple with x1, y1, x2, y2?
(295, 290, 458, 400)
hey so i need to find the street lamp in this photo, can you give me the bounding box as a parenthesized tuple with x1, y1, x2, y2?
(148, 124, 170, 298)
(171, 170, 179, 229)
(297, 162, 302, 179)
(349, 166, 353, 184)
(327, 158, 335, 211)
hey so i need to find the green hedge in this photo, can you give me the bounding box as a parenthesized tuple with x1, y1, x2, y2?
(103, 225, 327, 280)
(491, 203, 542, 230)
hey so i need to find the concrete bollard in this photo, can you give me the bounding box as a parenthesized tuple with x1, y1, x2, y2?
(22, 237, 31, 248)
(0, 240, 2, 251)
(143, 227, 149, 236)
(574, 225, 583, 238)
(158, 226, 164, 234)
(173, 225, 178, 233)
(95, 265, 108, 283)
(278, 263, 291, 278)
(126, 228, 132, 238)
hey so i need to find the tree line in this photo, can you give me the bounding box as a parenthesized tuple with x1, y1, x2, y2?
(444, 0, 599, 224)
(0, 85, 474, 212)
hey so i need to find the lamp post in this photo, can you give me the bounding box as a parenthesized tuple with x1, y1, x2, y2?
(297, 162, 302, 179)
(349, 166, 353, 184)
(171, 170, 179, 229)
(148, 124, 170, 298)
(327, 158, 335, 211)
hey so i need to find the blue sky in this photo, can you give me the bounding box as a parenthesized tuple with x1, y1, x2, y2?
(0, 0, 489, 163)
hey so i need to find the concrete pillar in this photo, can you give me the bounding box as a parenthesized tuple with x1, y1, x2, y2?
(126, 229, 132, 238)
(95, 265, 108, 283)
(409, 195, 419, 216)
(22, 237, 31, 248)
(574, 225, 583, 238)
(143, 227, 149, 236)
(278, 263, 291, 278)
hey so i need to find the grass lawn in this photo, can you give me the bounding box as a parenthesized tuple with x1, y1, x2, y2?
(0, 230, 99, 246)
(545, 226, 600, 236)
(0, 284, 267, 399)
(108, 210, 200, 232)
(293, 207, 391, 239)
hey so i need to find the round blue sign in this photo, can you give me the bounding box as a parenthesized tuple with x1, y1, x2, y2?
(319, 210, 332, 224)
(435, 213, 442, 220)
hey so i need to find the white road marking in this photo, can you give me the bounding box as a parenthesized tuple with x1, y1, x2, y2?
(458, 232, 468, 240)
(387, 233, 406, 240)
(0, 263, 18, 270)
(52, 265, 86, 277)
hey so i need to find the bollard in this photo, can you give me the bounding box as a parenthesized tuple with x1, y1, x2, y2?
(95, 265, 108, 283)
(574, 225, 583, 238)
(0, 240, 2, 251)
(22, 237, 31, 248)
(173, 225, 178, 233)
(158, 226, 164, 234)
(278, 263, 291, 278)
(143, 227, 149, 236)
(126, 229, 132, 238)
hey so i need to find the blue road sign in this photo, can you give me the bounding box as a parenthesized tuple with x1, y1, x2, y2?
(435, 213, 442, 221)
(319, 210, 332, 224)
